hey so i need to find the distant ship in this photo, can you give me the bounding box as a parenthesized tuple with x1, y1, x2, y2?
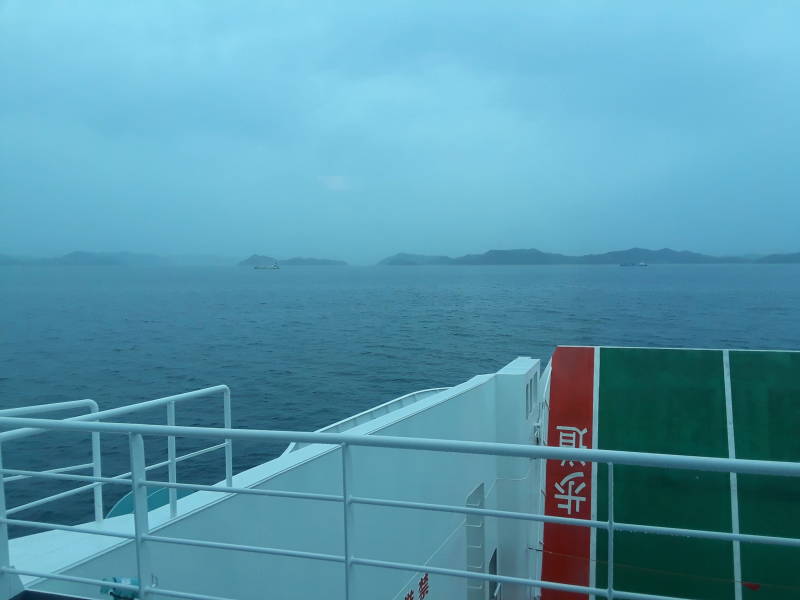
(620, 261, 648, 267)
(254, 263, 280, 270)
(0, 346, 797, 600)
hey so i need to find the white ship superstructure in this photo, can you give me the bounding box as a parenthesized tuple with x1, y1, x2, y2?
(0, 348, 798, 600)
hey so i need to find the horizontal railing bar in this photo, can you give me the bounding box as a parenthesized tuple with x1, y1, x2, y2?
(1, 517, 135, 540)
(144, 533, 345, 563)
(1, 467, 130, 486)
(0, 566, 139, 592)
(350, 495, 609, 529)
(593, 589, 689, 600)
(352, 557, 688, 600)
(353, 495, 800, 549)
(0, 387, 227, 443)
(6, 483, 99, 515)
(4, 485, 793, 564)
(145, 442, 227, 471)
(4, 462, 94, 483)
(109, 443, 229, 481)
(0, 400, 98, 417)
(0, 416, 798, 477)
(0, 562, 683, 600)
(84, 386, 230, 421)
(616, 522, 800, 548)
(0, 403, 102, 443)
(9, 490, 796, 552)
(142, 479, 343, 503)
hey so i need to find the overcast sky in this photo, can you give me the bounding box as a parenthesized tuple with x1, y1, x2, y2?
(1, 2, 799, 264)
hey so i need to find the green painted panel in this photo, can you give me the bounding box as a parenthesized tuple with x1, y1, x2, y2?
(596, 531, 734, 599)
(598, 348, 729, 457)
(730, 350, 800, 599)
(596, 347, 733, 599)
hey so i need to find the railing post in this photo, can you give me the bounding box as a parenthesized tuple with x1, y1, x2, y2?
(0, 445, 23, 600)
(91, 428, 103, 522)
(341, 443, 353, 600)
(223, 387, 233, 487)
(607, 463, 614, 600)
(166, 401, 177, 518)
(129, 434, 153, 600)
(0, 444, 8, 585)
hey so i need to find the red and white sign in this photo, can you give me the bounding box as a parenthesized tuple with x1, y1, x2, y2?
(541, 346, 596, 600)
(403, 572, 430, 600)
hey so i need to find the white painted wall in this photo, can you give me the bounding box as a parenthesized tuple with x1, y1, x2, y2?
(12, 358, 542, 600)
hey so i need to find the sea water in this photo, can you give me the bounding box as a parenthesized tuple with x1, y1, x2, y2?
(2, 264, 799, 527)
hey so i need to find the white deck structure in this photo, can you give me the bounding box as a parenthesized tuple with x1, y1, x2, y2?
(0, 355, 798, 600)
(1, 359, 547, 600)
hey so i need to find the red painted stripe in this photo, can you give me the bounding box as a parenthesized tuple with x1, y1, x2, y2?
(541, 346, 595, 600)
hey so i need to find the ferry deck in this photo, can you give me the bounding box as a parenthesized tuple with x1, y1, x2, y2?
(0, 347, 797, 600)
(542, 346, 800, 599)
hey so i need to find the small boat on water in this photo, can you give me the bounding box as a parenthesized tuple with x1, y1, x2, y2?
(253, 263, 280, 270)
(620, 261, 648, 267)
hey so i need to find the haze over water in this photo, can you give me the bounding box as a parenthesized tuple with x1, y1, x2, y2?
(1, 263, 798, 528)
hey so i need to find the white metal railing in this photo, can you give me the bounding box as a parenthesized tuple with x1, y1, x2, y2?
(0, 416, 798, 600)
(0, 400, 103, 522)
(0, 387, 232, 522)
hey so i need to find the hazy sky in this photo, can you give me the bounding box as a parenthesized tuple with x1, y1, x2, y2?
(1, 2, 799, 264)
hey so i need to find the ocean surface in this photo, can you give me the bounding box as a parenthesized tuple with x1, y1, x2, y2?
(1, 264, 799, 530)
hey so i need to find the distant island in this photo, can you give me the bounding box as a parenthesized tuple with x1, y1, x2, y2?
(379, 253, 456, 266)
(378, 247, 800, 266)
(279, 257, 347, 266)
(238, 254, 347, 267)
(238, 254, 278, 267)
(0, 251, 348, 267)
(757, 252, 800, 264)
(1, 248, 797, 267)
(0, 251, 168, 267)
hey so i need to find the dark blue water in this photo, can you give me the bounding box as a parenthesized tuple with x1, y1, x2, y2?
(1, 264, 799, 528)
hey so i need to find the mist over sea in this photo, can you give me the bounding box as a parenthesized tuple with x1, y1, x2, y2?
(2, 264, 798, 528)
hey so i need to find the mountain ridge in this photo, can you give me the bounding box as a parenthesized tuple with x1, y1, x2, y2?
(0, 251, 168, 266)
(279, 257, 347, 266)
(756, 252, 800, 264)
(1, 248, 797, 267)
(379, 247, 792, 265)
(238, 254, 348, 266)
(0, 252, 347, 267)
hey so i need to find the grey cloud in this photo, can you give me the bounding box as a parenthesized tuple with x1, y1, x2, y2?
(1, 1, 799, 262)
